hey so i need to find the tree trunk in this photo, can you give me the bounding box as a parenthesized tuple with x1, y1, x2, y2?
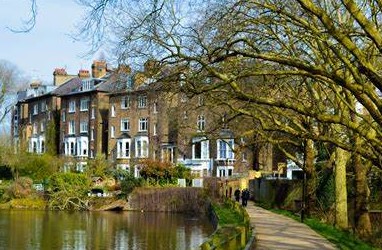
(354, 147, 372, 238)
(334, 147, 349, 230)
(305, 139, 316, 216)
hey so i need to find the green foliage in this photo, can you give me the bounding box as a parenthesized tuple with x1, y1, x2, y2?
(139, 160, 190, 186)
(174, 164, 191, 179)
(86, 154, 110, 178)
(45, 119, 58, 155)
(47, 172, 90, 193)
(9, 197, 46, 209)
(0, 144, 62, 182)
(20, 154, 62, 182)
(213, 201, 245, 226)
(316, 168, 336, 211)
(369, 167, 382, 204)
(120, 172, 143, 196)
(46, 173, 91, 210)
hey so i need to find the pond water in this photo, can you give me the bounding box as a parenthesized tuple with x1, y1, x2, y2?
(0, 210, 214, 250)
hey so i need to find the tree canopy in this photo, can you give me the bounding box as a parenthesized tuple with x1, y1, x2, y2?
(75, 0, 382, 169)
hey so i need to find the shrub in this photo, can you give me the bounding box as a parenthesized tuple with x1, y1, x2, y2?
(46, 173, 91, 210)
(120, 173, 143, 196)
(6, 177, 33, 199)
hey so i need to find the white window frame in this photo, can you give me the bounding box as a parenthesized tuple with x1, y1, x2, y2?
(80, 121, 88, 133)
(41, 101, 47, 112)
(110, 126, 115, 138)
(121, 96, 130, 109)
(91, 107, 95, 119)
(80, 98, 89, 111)
(153, 123, 157, 136)
(68, 120, 75, 135)
(68, 100, 76, 113)
(192, 137, 209, 160)
(33, 122, 38, 135)
(91, 128, 95, 141)
(138, 118, 148, 132)
(137, 95, 147, 108)
(64, 137, 77, 156)
(120, 118, 130, 132)
(197, 115, 206, 131)
(117, 138, 131, 159)
(111, 105, 116, 117)
(217, 139, 235, 160)
(77, 137, 88, 157)
(33, 104, 38, 115)
(153, 101, 158, 113)
(40, 122, 45, 132)
(135, 136, 149, 158)
(62, 110, 66, 122)
(40, 138, 45, 153)
(82, 80, 91, 91)
(29, 138, 38, 153)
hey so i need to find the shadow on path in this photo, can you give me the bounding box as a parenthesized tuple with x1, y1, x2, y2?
(244, 201, 337, 250)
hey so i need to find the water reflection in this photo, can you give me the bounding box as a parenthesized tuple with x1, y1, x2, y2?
(0, 210, 214, 250)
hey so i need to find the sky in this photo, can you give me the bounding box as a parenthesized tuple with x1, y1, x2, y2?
(0, 0, 100, 84)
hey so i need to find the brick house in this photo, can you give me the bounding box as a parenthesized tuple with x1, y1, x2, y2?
(11, 59, 284, 178)
(58, 63, 111, 172)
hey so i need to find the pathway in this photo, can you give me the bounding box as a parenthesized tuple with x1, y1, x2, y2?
(244, 202, 337, 249)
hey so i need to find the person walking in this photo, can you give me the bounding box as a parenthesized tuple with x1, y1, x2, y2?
(241, 189, 247, 207)
(234, 188, 241, 202)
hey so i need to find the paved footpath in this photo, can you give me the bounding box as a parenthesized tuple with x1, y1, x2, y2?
(244, 201, 337, 250)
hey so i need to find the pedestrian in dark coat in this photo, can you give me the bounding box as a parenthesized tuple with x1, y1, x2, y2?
(234, 189, 240, 202)
(241, 189, 247, 206)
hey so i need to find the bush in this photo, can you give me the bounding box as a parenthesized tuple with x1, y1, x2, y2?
(6, 177, 33, 199)
(46, 173, 91, 210)
(139, 160, 191, 186)
(120, 173, 143, 196)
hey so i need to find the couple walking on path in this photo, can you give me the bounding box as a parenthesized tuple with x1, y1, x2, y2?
(234, 188, 250, 207)
(242, 201, 337, 250)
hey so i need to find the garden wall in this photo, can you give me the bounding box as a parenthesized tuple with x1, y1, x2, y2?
(250, 178, 301, 210)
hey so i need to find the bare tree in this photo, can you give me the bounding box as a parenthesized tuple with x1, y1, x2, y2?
(0, 60, 28, 123)
(77, 0, 382, 237)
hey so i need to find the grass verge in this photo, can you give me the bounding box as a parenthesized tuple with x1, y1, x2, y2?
(212, 201, 245, 225)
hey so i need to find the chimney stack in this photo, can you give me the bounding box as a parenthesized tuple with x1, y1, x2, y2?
(78, 69, 90, 79)
(91, 60, 107, 78)
(53, 68, 76, 86)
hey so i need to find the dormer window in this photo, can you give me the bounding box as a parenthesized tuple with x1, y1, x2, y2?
(82, 80, 92, 91)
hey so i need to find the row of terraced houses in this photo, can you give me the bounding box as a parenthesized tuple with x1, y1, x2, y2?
(11, 60, 283, 178)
